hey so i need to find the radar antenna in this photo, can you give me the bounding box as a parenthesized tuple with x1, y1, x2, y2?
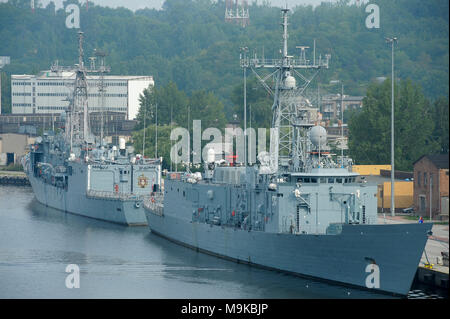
(240, 8, 330, 174)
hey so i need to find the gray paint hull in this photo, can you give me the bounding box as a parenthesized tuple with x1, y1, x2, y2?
(145, 209, 431, 296)
(28, 172, 148, 226)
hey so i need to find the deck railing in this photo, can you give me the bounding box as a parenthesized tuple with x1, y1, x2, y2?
(143, 194, 164, 216)
(86, 190, 147, 201)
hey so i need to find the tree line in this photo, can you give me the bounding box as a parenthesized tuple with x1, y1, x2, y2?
(0, 0, 448, 170)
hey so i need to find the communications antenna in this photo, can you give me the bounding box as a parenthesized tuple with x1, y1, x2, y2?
(94, 49, 110, 145)
(241, 8, 330, 173)
(60, 31, 110, 153)
(225, 0, 249, 27)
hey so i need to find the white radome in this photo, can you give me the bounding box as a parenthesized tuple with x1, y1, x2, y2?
(309, 125, 327, 147)
(284, 75, 296, 89)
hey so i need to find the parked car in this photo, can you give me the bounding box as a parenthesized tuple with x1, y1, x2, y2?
(402, 207, 414, 214)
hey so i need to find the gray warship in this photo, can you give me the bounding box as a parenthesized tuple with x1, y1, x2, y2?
(144, 9, 432, 296)
(22, 32, 161, 226)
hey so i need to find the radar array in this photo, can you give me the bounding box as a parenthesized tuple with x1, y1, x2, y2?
(225, 0, 249, 27)
(240, 9, 331, 173)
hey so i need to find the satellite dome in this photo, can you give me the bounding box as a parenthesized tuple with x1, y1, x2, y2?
(309, 126, 327, 147)
(284, 76, 296, 89)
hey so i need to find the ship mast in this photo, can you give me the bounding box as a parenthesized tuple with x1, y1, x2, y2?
(64, 32, 110, 154)
(241, 8, 330, 174)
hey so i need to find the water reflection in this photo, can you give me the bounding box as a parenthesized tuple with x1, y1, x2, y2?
(0, 186, 444, 299)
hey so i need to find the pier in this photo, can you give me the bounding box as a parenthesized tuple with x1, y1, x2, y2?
(0, 171, 30, 186)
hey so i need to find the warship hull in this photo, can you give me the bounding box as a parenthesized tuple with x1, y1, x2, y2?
(27, 169, 148, 226)
(145, 209, 431, 296)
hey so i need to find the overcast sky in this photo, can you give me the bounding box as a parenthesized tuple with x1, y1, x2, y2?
(1, 0, 345, 11)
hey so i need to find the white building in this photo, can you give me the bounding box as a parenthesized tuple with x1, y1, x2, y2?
(11, 71, 154, 120)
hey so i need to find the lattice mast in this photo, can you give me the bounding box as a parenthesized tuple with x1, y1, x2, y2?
(241, 8, 330, 173)
(62, 31, 110, 152)
(93, 49, 110, 145)
(225, 0, 249, 27)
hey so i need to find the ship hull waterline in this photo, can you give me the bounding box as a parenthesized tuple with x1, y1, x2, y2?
(145, 209, 431, 296)
(28, 173, 148, 226)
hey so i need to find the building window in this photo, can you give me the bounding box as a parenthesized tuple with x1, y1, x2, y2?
(419, 195, 426, 212)
(417, 171, 421, 186)
(424, 172, 427, 186)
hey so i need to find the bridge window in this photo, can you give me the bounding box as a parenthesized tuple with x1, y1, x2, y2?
(328, 178, 334, 183)
(336, 178, 342, 183)
(320, 177, 327, 183)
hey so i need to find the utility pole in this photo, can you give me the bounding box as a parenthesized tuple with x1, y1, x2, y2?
(329, 80, 344, 167)
(142, 105, 146, 157)
(340, 82, 344, 168)
(241, 46, 248, 167)
(386, 36, 397, 217)
(155, 102, 158, 158)
(430, 174, 432, 222)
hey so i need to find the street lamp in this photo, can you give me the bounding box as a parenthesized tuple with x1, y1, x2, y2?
(240, 47, 249, 167)
(386, 36, 397, 217)
(330, 80, 344, 168)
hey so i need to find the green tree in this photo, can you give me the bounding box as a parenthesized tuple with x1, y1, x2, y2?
(1, 72, 11, 114)
(432, 96, 449, 154)
(231, 77, 273, 129)
(348, 78, 439, 171)
(135, 85, 156, 130)
(132, 124, 173, 169)
(188, 90, 227, 130)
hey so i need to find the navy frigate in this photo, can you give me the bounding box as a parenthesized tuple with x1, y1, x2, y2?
(22, 32, 161, 226)
(144, 9, 432, 296)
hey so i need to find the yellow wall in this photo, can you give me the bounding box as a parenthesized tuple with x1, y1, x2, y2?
(352, 165, 392, 175)
(378, 181, 413, 210)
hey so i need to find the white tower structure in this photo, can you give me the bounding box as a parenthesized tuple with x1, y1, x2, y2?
(225, 0, 249, 27)
(241, 8, 330, 173)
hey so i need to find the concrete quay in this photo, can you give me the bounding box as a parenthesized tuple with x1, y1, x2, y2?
(0, 170, 30, 186)
(378, 214, 449, 290)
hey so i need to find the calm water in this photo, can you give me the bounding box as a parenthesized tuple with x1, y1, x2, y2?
(0, 185, 445, 299)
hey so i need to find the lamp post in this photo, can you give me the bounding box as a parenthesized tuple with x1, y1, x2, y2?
(240, 47, 248, 167)
(330, 80, 344, 167)
(386, 37, 397, 217)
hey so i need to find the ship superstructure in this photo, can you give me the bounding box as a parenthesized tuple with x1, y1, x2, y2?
(22, 32, 161, 226)
(144, 9, 432, 296)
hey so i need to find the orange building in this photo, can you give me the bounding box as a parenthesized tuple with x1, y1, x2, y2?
(377, 181, 414, 212)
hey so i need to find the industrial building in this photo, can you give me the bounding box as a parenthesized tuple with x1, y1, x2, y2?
(413, 154, 449, 221)
(0, 133, 35, 166)
(0, 112, 137, 142)
(351, 165, 414, 213)
(321, 94, 364, 121)
(10, 70, 154, 120)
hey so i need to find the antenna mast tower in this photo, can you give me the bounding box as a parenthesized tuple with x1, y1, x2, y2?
(225, 0, 249, 27)
(241, 9, 330, 173)
(93, 49, 110, 145)
(60, 31, 110, 153)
